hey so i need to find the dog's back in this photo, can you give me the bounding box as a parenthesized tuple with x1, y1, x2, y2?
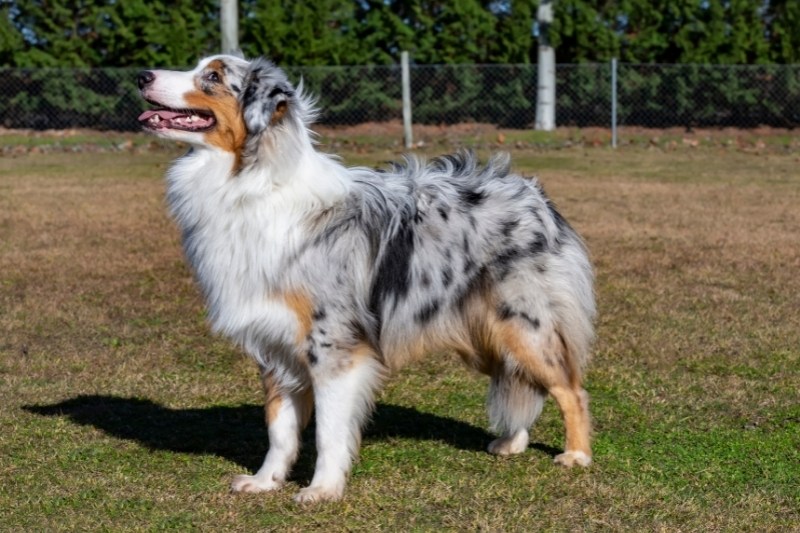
(337, 151, 595, 375)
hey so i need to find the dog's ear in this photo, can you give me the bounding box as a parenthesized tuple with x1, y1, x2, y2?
(241, 58, 296, 135)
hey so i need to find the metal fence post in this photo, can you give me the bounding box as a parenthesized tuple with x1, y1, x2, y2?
(611, 57, 618, 148)
(401, 51, 413, 149)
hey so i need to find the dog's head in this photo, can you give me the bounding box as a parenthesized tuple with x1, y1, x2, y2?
(138, 55, 311, 167)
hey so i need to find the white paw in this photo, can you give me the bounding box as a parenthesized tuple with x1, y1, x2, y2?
(293, 484, 344, 504)
(487, 430, 529, 456)
(230, 474, 283, 493)
(554, 450, 592, 467)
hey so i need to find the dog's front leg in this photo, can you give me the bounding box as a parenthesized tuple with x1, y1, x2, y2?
(231, 377, 312, 494)
(294, 353, 385, 504)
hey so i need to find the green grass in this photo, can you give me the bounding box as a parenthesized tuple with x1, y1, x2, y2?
(1, 136, 799, 531)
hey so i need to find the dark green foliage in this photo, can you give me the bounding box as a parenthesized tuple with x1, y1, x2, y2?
(0, 67, 143, 129)
(552, 0, 785, 64)
(765, 0, 800, 64)
(2, 0, 795, 67)
(556, 64, 613, 126)
(414, 0, 499, 64)
(99, 1, 220, 67)
(551, 1, 621, 62)
(0, 5, 22, 66)
(288, 65, 403, 124)
(1, 1, 799, 131)
(241, 1, 365, 66)
(645, 0, 769, 64)
(490, 0, 536, 64)
(616, 64, 800, 128)
(3, 0, 218, 68)
(2, 63, 798, 130)
(410, 64, 537, 127)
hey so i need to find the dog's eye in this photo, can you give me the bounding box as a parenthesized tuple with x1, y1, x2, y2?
(205, 71, 221, 83)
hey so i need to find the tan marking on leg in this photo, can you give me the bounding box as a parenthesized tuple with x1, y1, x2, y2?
(554, 329, 581, 389)
(490, 321, 592, 463)
(261, 371, 283, 424)
(280, 291, 314, 344)
(260, 370, 314, 429)
(461, 292, 503, 374)
(338, 340, 386, 377)
(549, 386, 592, 464)
(297, 387, 315, 429)
(495, 322, 559, 383)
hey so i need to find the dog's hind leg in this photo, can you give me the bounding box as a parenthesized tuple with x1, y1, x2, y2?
(494, 323, 592, 467)
(549, 385, 592, 467)
(486, 364, 546, 456)
(231, 371, 313, 493)
(294, 348, 386, 504)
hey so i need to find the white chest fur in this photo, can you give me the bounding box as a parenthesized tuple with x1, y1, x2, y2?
(163, 147, 351, 355)
(166, 150, 307, 342)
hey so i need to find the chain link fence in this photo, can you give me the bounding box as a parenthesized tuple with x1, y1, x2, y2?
(1, 63, 798, 133)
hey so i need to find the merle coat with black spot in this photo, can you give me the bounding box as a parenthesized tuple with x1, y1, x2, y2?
(138, 55, 596, 503)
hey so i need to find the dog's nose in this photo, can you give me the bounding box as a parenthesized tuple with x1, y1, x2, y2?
(137, 70, 155, 90)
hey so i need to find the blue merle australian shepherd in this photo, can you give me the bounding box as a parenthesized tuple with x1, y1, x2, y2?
(137, 55, 595, 503)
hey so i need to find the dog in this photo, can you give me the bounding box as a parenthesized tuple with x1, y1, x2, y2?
(137, 55, 596, 503)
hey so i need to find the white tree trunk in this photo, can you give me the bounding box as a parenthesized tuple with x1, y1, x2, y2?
(535, 46, 556, 131)
(221, 0, 239, 55)
(535, 0, 556, 131)
(401, 51, 413, 149)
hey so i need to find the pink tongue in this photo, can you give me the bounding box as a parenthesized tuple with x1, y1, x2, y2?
(138, 109, 186, 121)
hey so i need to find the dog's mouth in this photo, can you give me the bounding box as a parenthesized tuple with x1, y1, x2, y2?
(138, 107, 216, 132)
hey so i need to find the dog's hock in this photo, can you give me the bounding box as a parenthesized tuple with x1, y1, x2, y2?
(241, 58, 295, 135)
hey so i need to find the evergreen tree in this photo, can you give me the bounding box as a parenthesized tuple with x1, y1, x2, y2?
(0, 4, 23, 66)
(618, 0, 771, 64)
(490, 0, 536, 64)
(10, 0, 105, 66)
(432, 0, 498, 63)
(551, 0, 620, 62)
(722, 0, 770, 63)
(364, 0, 441, 64)
(355, 0, 510, 65)
(0, 0, 796, 67)
(765, 0, 800, 63)
(617, 0, 696, 63)
(353, 0, 417, 65)
(672, 0, 768, 64)
(241, 0, 363, 66)
(101, 0, 219, 67)
(5, 0, 218, 67)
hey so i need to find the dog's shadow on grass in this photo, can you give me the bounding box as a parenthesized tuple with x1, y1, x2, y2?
(23, 395, 561, 483)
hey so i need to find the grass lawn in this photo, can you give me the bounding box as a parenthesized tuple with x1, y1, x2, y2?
(1, 134, 798, 531)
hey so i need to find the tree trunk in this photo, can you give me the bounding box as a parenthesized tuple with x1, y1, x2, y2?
(220, 0, 239, 55)
(535, 0, 555, 131)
